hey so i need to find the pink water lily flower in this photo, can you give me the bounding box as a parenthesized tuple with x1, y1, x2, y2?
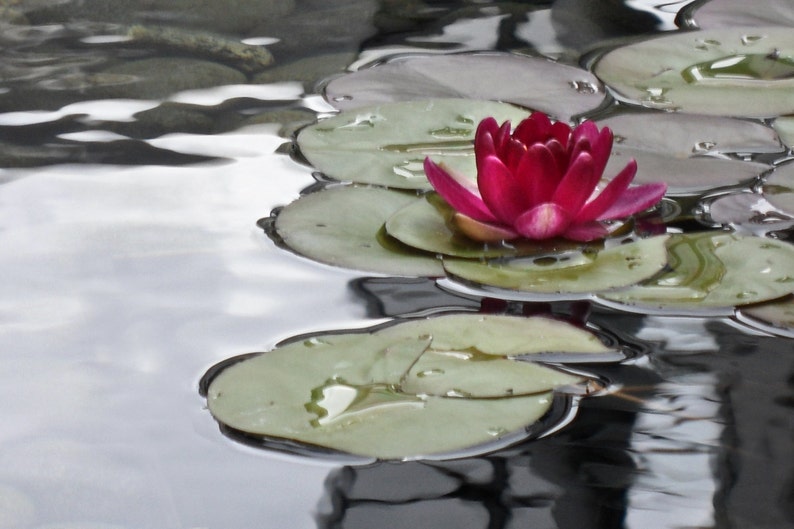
(423, 112, 667, 242)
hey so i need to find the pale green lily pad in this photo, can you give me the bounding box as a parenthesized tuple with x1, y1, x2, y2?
(206, 314, 614, 460)
(599, 112, 779, 192)
(442, 235, 670, 294)
(600, 232, 794, 313)
(736, 295, 794, 338)
(323, 53, 606, 122)
(762, 162, 794, 216)
(296, 98, 530, 190)
(274, 185, 443, 276)
(594, 27, 794, 118)
(385, 193, 583, 259)
(773, 116, 794, 149)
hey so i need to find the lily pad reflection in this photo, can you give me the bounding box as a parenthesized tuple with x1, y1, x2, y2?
(204, 314, 616, 460)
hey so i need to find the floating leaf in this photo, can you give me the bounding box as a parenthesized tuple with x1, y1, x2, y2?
(296, 98, 531, 190)
(600, 232, 794, 313)
(384, 193, 582, 259)
(599, 112, 779, 192)
(773, 116, 794, 149)
(324, 53, 606, 122)
(442, 235, 669, 295)
(736, 295, 794, 338)
(273, 185, 443, 276)
(594, 27, 794, 118)
(762, 161, 794, 216)
(704, 192, 794, 234)
(205, 314, 614, 460)
(689, 0, 794, 30)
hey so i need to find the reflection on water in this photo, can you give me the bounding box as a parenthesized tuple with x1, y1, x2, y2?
(0, 1, 792, 529)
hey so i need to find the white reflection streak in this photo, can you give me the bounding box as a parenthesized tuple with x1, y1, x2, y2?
(0, 99, 160, 126)
(168, 82, 304, 106)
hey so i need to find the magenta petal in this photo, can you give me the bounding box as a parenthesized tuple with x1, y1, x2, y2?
(596, 182, 667, 220)
(571, 120, 598, 147)
(574, 159, 637, 223)
(478, 155, 525, 224)
(453, 213, 519, 243)
(514, 112, 551, 145)
(590, 127, 614, 177)
(550, 120, 572, 147)
(563, 221, 609, 242)
(516, 144, 559, 207)
(514, 202, 572, 240)
(423, 158, 497, 223)
(551, 152, 599, 214)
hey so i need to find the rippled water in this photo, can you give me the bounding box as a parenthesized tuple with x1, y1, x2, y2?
(0, 2, 792, 528)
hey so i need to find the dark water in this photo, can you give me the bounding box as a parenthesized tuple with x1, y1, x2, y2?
(0, 1, 792, 528)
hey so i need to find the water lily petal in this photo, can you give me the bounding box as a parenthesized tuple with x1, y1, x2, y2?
(516, 143, 560, 207)
(551, 152, 599, 214)
(424, 158, 497, 222)
(596, 182, 668, 220)
(453, 213, 519, 242)
(514, 202, 572, 240)
(545, 138, 569, 175)
(478, 154, 526, 223)
(505, 138, 527, 173)
(574, 159, 637, 223)
(571, 120, 598, 147)
(563, 221, 609, 242)
(551, 120, 572, 147)
(494, 120, 513, 159)
(514, 112, 552, 145)
(590, 126, 614, 178)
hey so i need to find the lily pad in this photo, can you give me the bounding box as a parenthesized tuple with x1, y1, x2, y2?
(598, 112, 780, 192)
(384, 193, 583, 259)
(205, 314, 614, 460)
(323, 53, 607, 122)
(688, 0, 794, 29)
(762, 161, 794, 216)
(600, 232, 794, 313)
(773, 116, 794, 149)
(442, 235, 670, 295)
(296, 98, 531, 190)
(704, 192, 794, 234)
(594, 27, 794, 118)
(736, 295, 794, 338)
(273, 185, 443, 276)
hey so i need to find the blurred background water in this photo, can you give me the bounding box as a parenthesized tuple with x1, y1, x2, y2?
(0, 1, 792, 528)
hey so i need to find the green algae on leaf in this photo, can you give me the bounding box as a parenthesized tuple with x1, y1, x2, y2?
(594, 27, 794, 118)
(442, 236, 669, 295)
(600, 232, 794, 313)
(273, 185, 443, 276)
(296, 98, 530, 190)
(205, 314, 615, 461)
(323, 53, 606, 122)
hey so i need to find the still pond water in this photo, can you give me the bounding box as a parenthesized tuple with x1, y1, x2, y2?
(0, 1, 792, 528)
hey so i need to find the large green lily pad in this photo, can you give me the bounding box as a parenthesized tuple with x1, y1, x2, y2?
(594, 27, 794, 118)
(600, 232, 794, 313)
(296, 98, 530, 190)
(205, 314, 614, 460)
(323, 53, 607, 122)
(273, 185, 443, 276)
(442, 235, 670, 295)
(736, 295, 794, 338)
(598, 112, 779, 192)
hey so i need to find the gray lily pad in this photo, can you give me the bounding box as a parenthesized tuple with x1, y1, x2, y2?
(206, 314, 613, 460)
(296, 98, 531, 190)
(762, 161, 794, 216)
(704, 192, 794, 234)
(736, 295, 794, 338)
(443, 235, 670, 294)
(323, 53, 606, 122)
(600, 232, 794, 313)
(599, 112, 780, 192)
(274, 185, 444, 276)
(689, 0, 794, 29)
(594, 27, 794, 118)
(773, 117, 794, 148)
(385, 193, 583, 259)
